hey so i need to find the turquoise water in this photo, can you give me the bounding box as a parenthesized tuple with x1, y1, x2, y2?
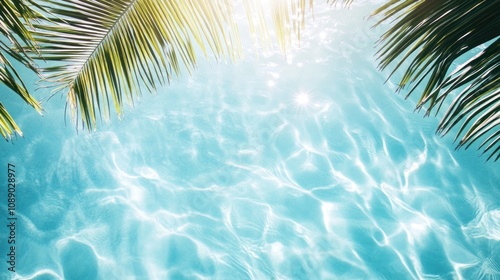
(1, 1, 499, 279)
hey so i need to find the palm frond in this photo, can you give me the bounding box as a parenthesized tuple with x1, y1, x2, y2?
(0, 0, 43, 139)
(33, 0, 352, 131)
(373, 0, 500, 161)
(34, 0, 245, 130)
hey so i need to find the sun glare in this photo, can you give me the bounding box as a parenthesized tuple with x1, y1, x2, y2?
(295, 92, 310, 105)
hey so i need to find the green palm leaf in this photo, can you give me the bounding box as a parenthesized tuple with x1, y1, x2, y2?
(0, 0, 43, 139)
(34, 0, 351, 130)
(373, 0, 500, 161)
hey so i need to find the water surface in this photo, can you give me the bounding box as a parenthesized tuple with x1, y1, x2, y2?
(1, 1, 499, 279)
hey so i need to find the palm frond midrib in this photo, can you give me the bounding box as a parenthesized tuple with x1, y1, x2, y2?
(54, 0, 137, 86)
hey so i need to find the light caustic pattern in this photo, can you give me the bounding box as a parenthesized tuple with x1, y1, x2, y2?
(1, 1, 499, 280)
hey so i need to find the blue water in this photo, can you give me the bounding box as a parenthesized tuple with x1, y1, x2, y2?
(1, 1, 499, 279)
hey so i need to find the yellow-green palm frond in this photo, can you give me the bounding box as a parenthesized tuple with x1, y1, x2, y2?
(374, 0, 500, 161)
(33, 0, 351, 131)
(0, 0, 44, 139)
(33, 0, 287, 130)
(0, 51, 40, 138)
(34, 0, 243, 130)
